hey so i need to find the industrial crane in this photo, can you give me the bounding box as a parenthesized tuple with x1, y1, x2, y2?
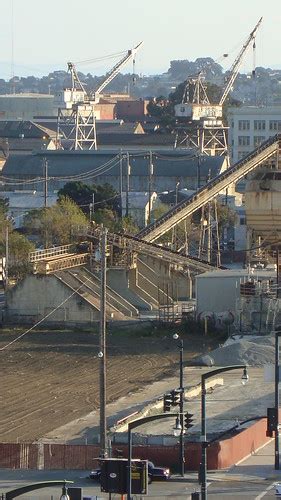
(56, 41, 143, 150)
(175, 18, 262, 124)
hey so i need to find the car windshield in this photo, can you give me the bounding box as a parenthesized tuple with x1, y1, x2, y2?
(148, 461, 154, 468)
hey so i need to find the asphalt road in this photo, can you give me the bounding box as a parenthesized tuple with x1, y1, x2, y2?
(0, 475, 278, 499)
(0, 450, 281, 500)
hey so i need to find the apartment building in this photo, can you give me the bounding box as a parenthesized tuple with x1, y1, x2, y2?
(228, 106, 281, 164)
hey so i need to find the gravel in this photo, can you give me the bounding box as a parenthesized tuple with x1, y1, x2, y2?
(193, 335, 275, 367)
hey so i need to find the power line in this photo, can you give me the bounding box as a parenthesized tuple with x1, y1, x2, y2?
(0, 275, 94, 352)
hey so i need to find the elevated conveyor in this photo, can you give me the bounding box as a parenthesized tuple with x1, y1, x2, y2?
(137, 135, 281, 243)
(87, 228, 217, 273)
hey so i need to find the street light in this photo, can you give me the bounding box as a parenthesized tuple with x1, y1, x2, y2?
(172, 333, 185, 477)
(200, 365, 249, 500)
(275, 329, 281, 470)
(173, 416, 182, 437)
(127, 412, 178, 500)
(60, 482, 70, 500)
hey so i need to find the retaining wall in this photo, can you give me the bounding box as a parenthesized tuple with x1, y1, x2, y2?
(0, 418, 271, 471)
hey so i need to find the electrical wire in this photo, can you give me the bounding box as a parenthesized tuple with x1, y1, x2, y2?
(0, 275, 94, 352)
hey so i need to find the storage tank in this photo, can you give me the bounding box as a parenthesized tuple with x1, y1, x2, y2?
(245, 169, 281, 240)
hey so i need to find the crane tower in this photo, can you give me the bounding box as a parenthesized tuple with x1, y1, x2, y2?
(174, 18, 262, 157)
(55, 42, 143, 150)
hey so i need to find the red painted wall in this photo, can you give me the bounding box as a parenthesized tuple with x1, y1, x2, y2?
(0, 418, 271, 471)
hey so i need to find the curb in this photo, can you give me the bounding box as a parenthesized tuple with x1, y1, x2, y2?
(111, 377, 224, 433)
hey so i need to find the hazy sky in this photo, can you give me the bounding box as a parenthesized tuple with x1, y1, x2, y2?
(0, 0, 279, 79)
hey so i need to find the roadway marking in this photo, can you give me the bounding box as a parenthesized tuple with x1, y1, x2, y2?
(254, 481, 276, 499)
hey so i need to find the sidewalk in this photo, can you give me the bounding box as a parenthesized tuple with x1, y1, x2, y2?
(209, 439, 281, 483)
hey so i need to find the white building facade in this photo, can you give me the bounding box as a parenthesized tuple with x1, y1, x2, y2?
(228, 106, 281, 164)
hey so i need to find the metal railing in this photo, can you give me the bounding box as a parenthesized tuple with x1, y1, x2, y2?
(29, 244, 73, 262)
(137, 134, 281, 242)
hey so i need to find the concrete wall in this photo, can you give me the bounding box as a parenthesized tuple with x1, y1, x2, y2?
(5, 274, 100, 325)
(140, 255, 192, 301)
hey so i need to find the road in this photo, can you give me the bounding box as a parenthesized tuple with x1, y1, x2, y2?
(1, 440, 281, 499)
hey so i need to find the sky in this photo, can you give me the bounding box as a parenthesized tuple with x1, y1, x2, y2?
(0, 0, 280, 79)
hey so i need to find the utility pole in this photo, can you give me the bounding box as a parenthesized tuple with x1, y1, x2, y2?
(99, 227, 108, 458)
(119, 151, 123, 217)
(43, 157, 48, 208)
(43, 157, 48, 248)
(89, 193, 95, 222)
(126, 152, 130, 217)
(207, 202, 211, 263)
(5, 225, 8, 288)
(148, 151, 154, 224)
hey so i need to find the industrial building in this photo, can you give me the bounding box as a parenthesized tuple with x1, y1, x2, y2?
(0, 93, 56, 121)
(196, 267, 279, 333)
(1, 149, 227, 193)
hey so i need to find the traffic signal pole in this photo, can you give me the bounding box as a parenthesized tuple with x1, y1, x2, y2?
(127, 413, 178, 500)
(179, 339, 185, 477)
(275, 330, 280, 470)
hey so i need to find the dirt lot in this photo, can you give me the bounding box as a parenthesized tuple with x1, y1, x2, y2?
(0, 323, 221, 443)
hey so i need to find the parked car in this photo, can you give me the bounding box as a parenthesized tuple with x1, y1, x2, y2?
(89, 460, 170, 483)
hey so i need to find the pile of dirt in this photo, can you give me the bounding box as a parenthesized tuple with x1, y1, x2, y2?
(193, 335, 275, 367)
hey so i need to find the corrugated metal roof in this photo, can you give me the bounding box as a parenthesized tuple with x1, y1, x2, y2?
(0, 120, 55, 139)
(2, 150, 225, 179)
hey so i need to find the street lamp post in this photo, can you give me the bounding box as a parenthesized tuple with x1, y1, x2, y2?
(127, 413, 178, 500)
(200, 365, 249, 500)
(173, 333, 185, 476)
(275, 330, 281, 470)
(99, 227, 108, 458)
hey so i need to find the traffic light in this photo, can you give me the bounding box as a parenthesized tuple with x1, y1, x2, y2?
(171, 389, 181, 406)
(267, 407, 278, 437)
(184, 411, 194, 430)
(163, 393, 173, 412)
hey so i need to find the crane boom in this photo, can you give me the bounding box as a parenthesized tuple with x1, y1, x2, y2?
(219, 17, 262, 106)
(92, 41, 143, 101)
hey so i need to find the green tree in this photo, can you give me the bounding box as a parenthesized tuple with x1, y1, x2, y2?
(24, 197, 88, 246)
(0, 201, 35, 280)
(92, 208, 117, 231)
(58, 181, 120, 216)
(7, 232, 35, 279)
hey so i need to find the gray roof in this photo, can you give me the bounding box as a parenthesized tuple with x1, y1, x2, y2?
(0, 121, 55, 139)
(2, 150, 225, 179)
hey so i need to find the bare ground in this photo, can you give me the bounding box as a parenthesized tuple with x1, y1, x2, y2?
(0, 324, 220, 443)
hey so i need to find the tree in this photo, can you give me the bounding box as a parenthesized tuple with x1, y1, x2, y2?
(58, 181, 120, 216)
(0, 201, 35, 280)
(92, 208, 117, 231)
(7, 232, 35, 279)
(24, 197, 88, 246)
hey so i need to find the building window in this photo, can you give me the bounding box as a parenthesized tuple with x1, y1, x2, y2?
(254, 120, 266, 131)
(180, 106, 185, 112)
(238, 120, 250, 131)
(238, 136, 250, 146)
(269, 120, 281, 131)
(254, 136, 266, 147)
(240, 216, 246, 225)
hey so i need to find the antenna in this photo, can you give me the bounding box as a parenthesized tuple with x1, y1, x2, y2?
(11, 0, 15, 94)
